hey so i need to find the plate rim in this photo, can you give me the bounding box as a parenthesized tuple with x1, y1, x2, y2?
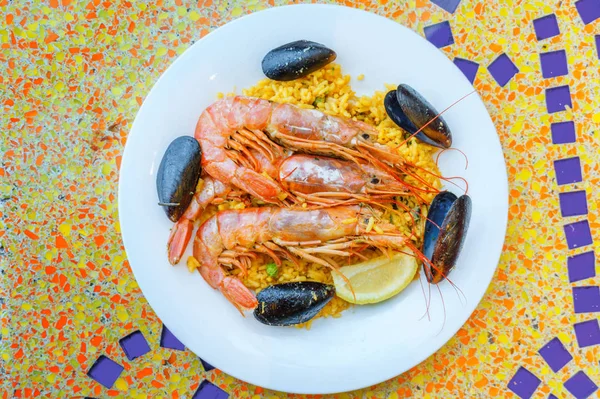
(117, 3, 509, 394)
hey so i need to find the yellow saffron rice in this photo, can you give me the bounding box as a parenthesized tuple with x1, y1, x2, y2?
(199, 63, 442, 328)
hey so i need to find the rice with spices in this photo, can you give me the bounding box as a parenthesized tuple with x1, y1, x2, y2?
(200, 63, 443, 328)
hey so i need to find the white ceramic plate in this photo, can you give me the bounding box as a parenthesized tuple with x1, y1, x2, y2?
(118, 4, 508, 394)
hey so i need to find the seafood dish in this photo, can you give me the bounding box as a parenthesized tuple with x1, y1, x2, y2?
(155, 39, 472, 328)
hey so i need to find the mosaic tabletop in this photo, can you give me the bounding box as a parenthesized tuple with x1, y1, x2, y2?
(2, 0, 600, 397)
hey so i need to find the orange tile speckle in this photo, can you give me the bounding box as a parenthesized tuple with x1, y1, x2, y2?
(3, 0, 600, 398)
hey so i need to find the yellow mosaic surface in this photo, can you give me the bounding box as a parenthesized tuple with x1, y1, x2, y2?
(2, 0, 600, 398)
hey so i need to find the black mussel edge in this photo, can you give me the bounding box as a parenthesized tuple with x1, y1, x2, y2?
(253, 281, 335, 327)
(422, 191, 458, 260)
(261, 40, 336, 81)
(156, 136, 202, 222)
(422, 192, 471, 282)
(396, 83, 452, 148)
(384, 88, 446, 147)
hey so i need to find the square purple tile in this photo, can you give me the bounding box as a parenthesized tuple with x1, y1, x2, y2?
(574, 319, 600, 347)
(575, 0, 600, 25)
(507, 367, 541, 399)
(573, 286, 600, 313)
(119, 330, 151, 361)
(533, 14, 560, 41)
(488, 53, 519, 87)
(548, 395, 558, 399)
(568, 251, 596, 282)
(545, 85, 572, 113)
(87, 355, 124, 389)
(559, 190, 588, 217)
(199, 357, 215, 372)
(538, 337, 573, 372)
(554, 157, 582, 185)
(564, 220, 593, 250)
(192, 380, 229, 399)
(454, 58, 479, 84)
(430, 0, 461, 13)
(423, 21, 454, 48)
(596, 35, 600, 60)
(160, 324, 185, 351)
(564, 371, 598, 399)
(551, 121, 576, 144)
(540, 50, 568, 78)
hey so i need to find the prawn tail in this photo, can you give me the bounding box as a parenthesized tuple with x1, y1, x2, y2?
(220, 276, 259, 315)
(167, 219, 193, 265)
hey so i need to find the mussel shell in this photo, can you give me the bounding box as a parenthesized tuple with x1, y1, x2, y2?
(254, 281, 335, 326)
(396, 84, 452, 149)
(384, 90, 440, 147)
(384, 90, 418, 134)
(424, 194, 471, 284)
(261, 40, 336, 81)
(422, 191, 458, 261)
(156, 136, 202, 222)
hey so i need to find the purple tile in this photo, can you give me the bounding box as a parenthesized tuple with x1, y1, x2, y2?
(575, 0, 600, 24)
(488, 53, 519, 87)
(423, 21, 454, 48)
(199, 357, 215, 372)
(430, 0, 461, 13)
(551, 121, 576, 144)
(538, 337, 573, 372)
(573, 286, 600, 313)
(548, 395, 558, 399)
(533, 14, 560, 41)
(559, 190, 588, 217)
(568, 251, 596, 282)
(160, 324, 185, 351)
(540, 50, 568, 78)
(454, 57, 479, 84)
(554, 157, 582, 186)
(564, 220, 593, 250)
(119, 330, 151, 361)
(545, 85, 572, 113)
(574, 319, 600, 347)
(564, 371, 598, 399)
(596, 35, 600, 59)
(192, 380, 229, 399)
(507, 367, 541, 399)
(87, 355, 124, 389)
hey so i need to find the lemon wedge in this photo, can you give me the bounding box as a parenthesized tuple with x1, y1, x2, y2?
(332, 249, 418, 304)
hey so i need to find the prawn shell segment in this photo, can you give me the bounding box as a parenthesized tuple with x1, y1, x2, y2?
(279, 155, 366, 194)
(261, 40, 337, 81)
(423, 193, 472, 284)
(156, 136, 202, 222)
(254, 282, 335, 326)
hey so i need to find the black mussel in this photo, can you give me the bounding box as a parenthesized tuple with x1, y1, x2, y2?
(422, 192, 471, 284)
(385, 89, 446, 148)
(261, 40, 336, 81)
(156, 136, 202, 222)
(254, 281, 335, 326)
(396, 84, 452, 149)
(384, 90, 418, 134)
(422, 191, 458, 261)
